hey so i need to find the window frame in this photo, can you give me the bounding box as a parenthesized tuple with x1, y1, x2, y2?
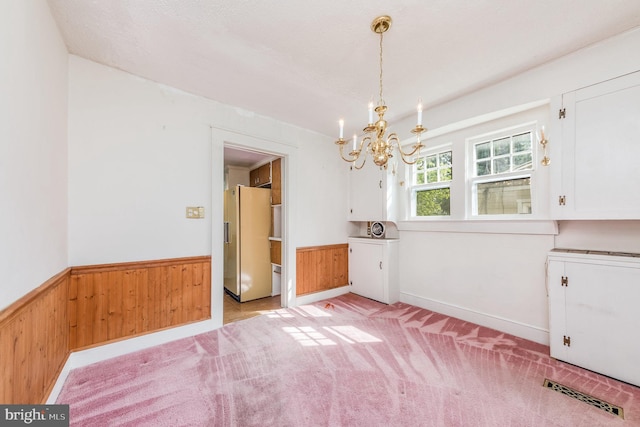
(466, 122, 539, 219)
(410, 144, 453, 218)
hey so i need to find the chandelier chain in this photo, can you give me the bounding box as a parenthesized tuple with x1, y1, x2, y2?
(378, 31, 384, 106)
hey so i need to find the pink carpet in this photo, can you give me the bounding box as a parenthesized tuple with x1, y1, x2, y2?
(56, 294, 640, 426)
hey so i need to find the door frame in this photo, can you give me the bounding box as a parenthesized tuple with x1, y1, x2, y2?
(211, 127, 297, 327)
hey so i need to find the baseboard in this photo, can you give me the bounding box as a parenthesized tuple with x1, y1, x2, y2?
(399, 292, 549, 346)
(47, 319, 218, 404)
(294, 285, 350, 306)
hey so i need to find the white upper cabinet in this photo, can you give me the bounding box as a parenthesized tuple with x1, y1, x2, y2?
(551, 70, 640, 219)
(348, 164, 398, 222)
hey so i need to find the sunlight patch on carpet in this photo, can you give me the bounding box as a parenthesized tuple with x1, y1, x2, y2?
(283, 326, 337, 346)
(323, 326, 382, 344)
(543, 378, 624, 419)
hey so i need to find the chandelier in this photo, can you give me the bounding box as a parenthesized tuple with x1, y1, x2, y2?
(336, 15, 426, 169)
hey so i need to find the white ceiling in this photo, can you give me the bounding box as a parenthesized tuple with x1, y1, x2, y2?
(48, 0, 640, 144)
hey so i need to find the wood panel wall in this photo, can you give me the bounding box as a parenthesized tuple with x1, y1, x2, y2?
(296, 244, 348, 296)
(0, 269, 70, 404)
(0, 255, 212, 404)
(68, 256, 211, 350)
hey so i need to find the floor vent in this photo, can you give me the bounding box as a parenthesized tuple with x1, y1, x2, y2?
(543, 379, 624, 419)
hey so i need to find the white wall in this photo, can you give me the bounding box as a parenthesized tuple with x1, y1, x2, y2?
(396, 28, 640, 345)
(68, 56, 350, 264)
(67, 56, 351, 322)
(0, 1, 68, 310)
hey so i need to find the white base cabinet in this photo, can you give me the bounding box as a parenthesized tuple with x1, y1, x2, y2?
(547, 249, 640, 387)
(348, 237, 399, 304)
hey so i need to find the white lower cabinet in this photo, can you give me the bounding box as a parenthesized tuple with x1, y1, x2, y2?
(547, 250, 640, 387)
(348, 237, 398, 304)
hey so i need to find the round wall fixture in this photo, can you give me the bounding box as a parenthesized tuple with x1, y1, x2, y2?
(370, 221, 385, 238)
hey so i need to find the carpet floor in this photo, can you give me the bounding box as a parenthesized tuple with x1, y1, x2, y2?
(56, 293, 640, 426)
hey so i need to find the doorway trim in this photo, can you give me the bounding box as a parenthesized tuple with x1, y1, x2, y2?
(211, 127, 297, 327)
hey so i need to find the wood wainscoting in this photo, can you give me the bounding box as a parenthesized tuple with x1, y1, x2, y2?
(296, 244, 348, 296)
(0, 269, 70, 404)
(69, 256, 211, 350)
(0, 255, 211, 404)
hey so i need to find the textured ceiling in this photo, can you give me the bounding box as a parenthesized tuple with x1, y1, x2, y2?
(48, 0, 640, 142)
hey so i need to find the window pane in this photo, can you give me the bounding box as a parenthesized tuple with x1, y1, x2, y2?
(477, 160, 491, 176)
(513, 153, 532, 170)
(415, 158, 424, 171)
(493, 157, 510, 174)
(426, 170, 438, 183)
(476, 177, 531, 215)
(476, 142, 490, 160)
(416, 172, 425, 185)
(493, 137, 511, 156)
(416, 188, 451, 216)
(426, 155, 437, 169)
(440, 167, 452, 182)
(512, 132, 532, 153)
(439, 151, 452, 166)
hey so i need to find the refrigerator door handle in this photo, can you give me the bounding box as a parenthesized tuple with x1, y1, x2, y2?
(224, 222, 229, 243)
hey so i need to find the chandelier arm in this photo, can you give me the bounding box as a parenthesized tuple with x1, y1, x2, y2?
(353, 154, 368, 170)
(396, 141, 425, 165)
(337, 143, 361, 163)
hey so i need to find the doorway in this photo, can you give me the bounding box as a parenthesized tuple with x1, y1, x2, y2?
(223, 145, 283, 324)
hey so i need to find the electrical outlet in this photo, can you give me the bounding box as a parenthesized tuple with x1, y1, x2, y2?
(186, 206, 205, 219)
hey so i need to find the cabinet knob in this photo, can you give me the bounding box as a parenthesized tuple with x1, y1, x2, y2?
(379, 261, 383, 270)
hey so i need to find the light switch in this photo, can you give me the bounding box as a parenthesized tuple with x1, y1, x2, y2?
(186, 206, 205, 219)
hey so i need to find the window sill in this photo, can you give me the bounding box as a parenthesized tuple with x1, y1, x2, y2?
(397, 218, 558, 235)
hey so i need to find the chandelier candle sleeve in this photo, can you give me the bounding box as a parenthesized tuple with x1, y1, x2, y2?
(353, 134, 357, 151)
(339, 119, 344, 139)
(368, 101, 374, 124)
(417, 99, 423, 126)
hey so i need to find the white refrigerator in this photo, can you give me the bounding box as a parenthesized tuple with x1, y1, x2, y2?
(223, 185, 272, 302)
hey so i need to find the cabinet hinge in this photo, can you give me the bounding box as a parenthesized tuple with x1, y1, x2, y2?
(561, 276, 568, 287)
(563, 335, 571, 347)
(559, 195, 566, 206)
(559, 108, 566, 119)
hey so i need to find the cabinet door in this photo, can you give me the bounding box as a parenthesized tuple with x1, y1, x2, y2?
(547, 259, 567, 361)
(563, 261, 640, 386)
(250, 163, 272, 187)
(258, 163, 271, 186)
(349, 165, 383, 221)
(271, 158, 282, 205)
(548, 256, 640, 387)
(249, 168, 259, 187)
(554, 71, 640, 218)
(348, 241, 384, 302)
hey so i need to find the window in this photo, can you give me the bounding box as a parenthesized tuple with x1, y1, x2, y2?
(412, 148, 452, 217)
(469, 129, 534, 216)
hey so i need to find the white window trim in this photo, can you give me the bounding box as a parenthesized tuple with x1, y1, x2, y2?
(409, 143, 452, 219)
(466, 121, 543, 220)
